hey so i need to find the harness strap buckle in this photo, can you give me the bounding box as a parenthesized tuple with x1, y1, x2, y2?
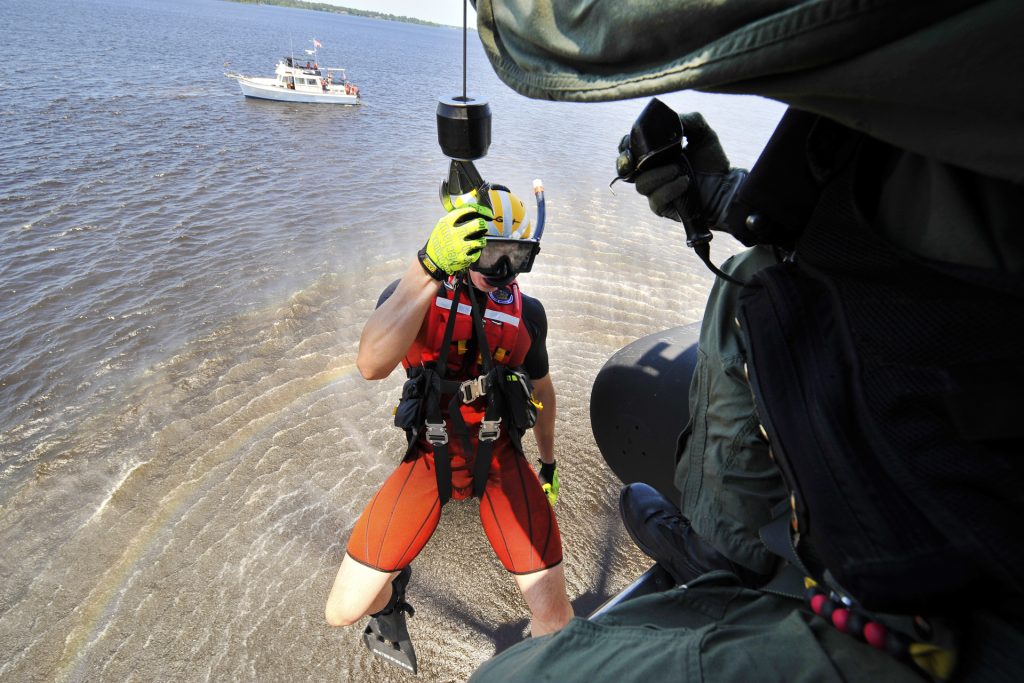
(459, 375, 488, 403)
(424, 420, 448, 446)
(479, 418, 501, 442)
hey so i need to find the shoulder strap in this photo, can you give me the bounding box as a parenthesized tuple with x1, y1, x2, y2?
(423, 280, 465, 505)
(465, 285, 505, 497)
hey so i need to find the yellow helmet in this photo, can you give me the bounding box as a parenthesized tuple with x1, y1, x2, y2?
(443, 186, 533, 240)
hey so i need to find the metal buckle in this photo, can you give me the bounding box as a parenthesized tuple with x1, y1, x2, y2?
(459, 376, 488, 403)
(424, 420, 448, 446)
(479, 418, 501, 442)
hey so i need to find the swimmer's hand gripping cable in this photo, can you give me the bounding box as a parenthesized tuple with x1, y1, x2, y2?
(419, 203, 493, 280)
(424, 159, 547, 287)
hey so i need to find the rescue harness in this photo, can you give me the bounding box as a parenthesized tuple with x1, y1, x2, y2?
(394, 278, 539, 504)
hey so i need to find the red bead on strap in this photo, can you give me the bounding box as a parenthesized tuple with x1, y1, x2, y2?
(831, 608, 850, 633)
(864, 621, 888, 649)
(810, 594, 828, 615)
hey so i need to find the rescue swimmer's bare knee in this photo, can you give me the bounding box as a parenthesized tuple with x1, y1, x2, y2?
(325, 581, 393, 627)
(324, 554, 397, 627)
(325, 601, 363, 628)
(515, 563, 574, 636)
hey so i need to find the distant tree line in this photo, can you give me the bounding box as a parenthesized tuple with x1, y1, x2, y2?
(226, 0, 444, 27)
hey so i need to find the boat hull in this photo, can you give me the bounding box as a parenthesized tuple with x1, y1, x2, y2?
(236, 77, 360, 105)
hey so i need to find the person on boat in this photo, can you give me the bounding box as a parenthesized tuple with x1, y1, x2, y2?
(325, 185, 573, 645)
(466, 2, 1024, 682)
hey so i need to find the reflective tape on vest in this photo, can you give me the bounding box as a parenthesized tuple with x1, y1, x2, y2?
(434, 296, 520, 327)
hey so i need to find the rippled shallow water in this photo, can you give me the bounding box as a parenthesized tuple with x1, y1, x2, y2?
(0, 0, 784, 680)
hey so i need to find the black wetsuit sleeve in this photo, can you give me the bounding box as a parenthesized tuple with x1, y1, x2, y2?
(520, 293, 549, 379)
(376, 280, 400, 309)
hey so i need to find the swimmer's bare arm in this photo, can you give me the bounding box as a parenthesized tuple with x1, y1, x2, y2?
(356, 259, 438, 380)
(531, 373, 556, 466)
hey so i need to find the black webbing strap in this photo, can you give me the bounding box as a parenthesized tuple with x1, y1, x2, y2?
(400, 370, 459, 461)
(758, 499, 961, 677)
(758, 500, 811, 600)
(445, 283, 480, 460)
(426, 281, 517, 500)
(425, 280, 465, 505)
(465, 285, 503, 498)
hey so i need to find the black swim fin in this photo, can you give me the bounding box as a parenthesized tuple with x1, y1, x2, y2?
(362, 567, 418, 675)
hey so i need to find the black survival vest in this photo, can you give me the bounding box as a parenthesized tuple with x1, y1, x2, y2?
(735, 116, 1024, 613)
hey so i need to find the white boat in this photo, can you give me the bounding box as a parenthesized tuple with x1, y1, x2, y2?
(226, 43, 361, 105)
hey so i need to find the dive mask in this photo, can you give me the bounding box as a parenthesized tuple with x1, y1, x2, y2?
(472, 237, 541, 287)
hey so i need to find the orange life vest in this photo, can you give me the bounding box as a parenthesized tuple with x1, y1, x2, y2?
(403, 280, 531, 379)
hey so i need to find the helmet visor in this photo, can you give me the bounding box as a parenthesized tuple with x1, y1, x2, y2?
(471, 237, 540, 278)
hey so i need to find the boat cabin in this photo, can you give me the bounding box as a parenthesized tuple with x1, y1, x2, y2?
(273, 59, 352, 94)
(275, 60, 322, 91)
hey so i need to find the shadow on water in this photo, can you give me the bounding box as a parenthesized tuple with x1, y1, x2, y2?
(417, 513, 625, 656)
(443, 602, 530, 656)
(568, 513, 624, 619)
(242, 96, 366, 117)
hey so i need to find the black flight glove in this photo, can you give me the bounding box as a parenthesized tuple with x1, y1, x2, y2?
(617, 110, 748, 242)
(615, 101, 754, 284)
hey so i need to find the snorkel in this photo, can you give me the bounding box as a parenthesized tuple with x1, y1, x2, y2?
(532, 179, 546, 241)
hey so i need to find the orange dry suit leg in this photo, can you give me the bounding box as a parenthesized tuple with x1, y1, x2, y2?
(346, 441, 562, 574)
(479, 440, 563, 574)
(346, 453, 443, 572)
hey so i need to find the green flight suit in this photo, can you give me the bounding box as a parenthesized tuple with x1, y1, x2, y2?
(467, 2, 1024, 681)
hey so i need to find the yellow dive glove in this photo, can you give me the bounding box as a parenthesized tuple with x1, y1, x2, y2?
(539, 460, 560, 506)
(418, 204, 493, 280)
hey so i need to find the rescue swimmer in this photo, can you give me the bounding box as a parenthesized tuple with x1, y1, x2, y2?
(324, 166, 573, 674)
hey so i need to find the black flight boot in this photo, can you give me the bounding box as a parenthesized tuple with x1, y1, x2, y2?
(619, 482, 767, 587)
